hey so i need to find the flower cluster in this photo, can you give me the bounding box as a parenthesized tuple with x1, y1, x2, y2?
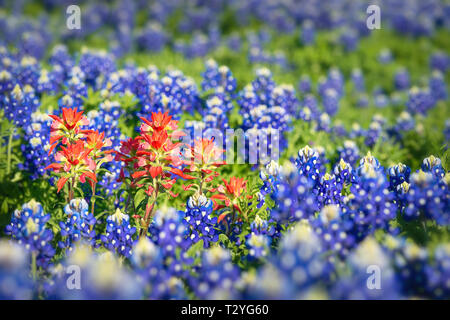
(5, 200, 55, 269)
(58, 199, 96, 251)
(45, 107, 113, 201)
(101, 208, 136, 258)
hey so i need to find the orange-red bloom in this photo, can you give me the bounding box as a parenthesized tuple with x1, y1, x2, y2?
(211, 177, 250, 218)
(184, 137, 225, 166)
(222, 177, 247, 198)
(140, 111, 178, 133)
(45, 140, 97, 193)
(48, 107, 90, 155)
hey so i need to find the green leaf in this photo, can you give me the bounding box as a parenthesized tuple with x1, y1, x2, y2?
(186, 239, 204, 258)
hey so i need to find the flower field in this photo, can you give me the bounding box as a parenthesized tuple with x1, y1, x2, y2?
(0, 0, 449, 300)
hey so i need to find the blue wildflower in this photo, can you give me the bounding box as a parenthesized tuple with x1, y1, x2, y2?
(5, 200, 55, 269)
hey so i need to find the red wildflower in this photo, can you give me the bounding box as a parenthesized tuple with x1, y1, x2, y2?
(211, 177, 248, 214)
(48, 107, 90, 154)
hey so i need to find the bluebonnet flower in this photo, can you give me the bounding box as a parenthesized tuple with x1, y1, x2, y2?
(243, 220, 330, 299)
(269, 84, 300, 116)
(372, 113, 388, 127)
(246, 232, 270, 260)
(130, 67, 151, 99)
(271, 51, 289, 69)
(339, 28, 359, 51)
(49, 44, 74, 76)
(406, 87, 436, 115)
(137, 23, 167, 52)
(35, 69, 59, 94)
(78, 49, 116, 88)
(388, 163, 411, 191)
(430, 52, 449, 72)
(87, 100, 123, 147)
(251, 68, 275, 103)
(5, 200, 55, 269)
(263, 161, 318, 229)
(319, 69, 344, 98)
(394, 111, 415, 134)
(429, 71, 448, 102)
(316, 112, 331, 132)
(202, 95, 231, 130)
(351, 69, 365, 92)
(421, 155, 446, 179)
(312, 205, 356, 259)
(245, 215, 274, 260)
(218, 213, 243, 246)
(18, 111, 52, 179)
(188, 246, 240, 299)
(0, 69, 14, 93)
(227, 34, 242, 52)
(299, 105, 314, 122)
(404, 170, 448, 225)
(14, 56, 40, 87)
(183, 193, 219, 248)
(337, 140, 360, 166)
(425, 243, 450, 299)
(349, 122, 364, 139)
(364, 121, 383, 147)
(139, 70, 199, 117)
(101, 208, 136, 258)
(316, 173, 342, 208)
(445, 119, 450, 142)
(3, 84, 40, 128)
(131, 237, 187, 299)
(19, 30, 49, 60)
(356, 93, 369, 108)
(148, 206, 192, 276)
(0, 240, 34, 299)
(394, 68, 410, 90)
(331, 237, 401, 299)
(383, 236, 429, 297)
(332, 120, 347, 137)
(258, 160, 283, 207)
(295, 145, 324, 185)
(57, 94, 80, 110)
(374, 91, 389, 108)
(99, 69, 134, 97)
(300, 20, 315, 46)
(347, 155, 398, 239)
(378, 48, 393, 64)
(298, 75, 312, 94)
(98, 160, 122, 196)
(47, 244, 142, 299)
(238, 70, 292, 156)
(60, 69, 88, 108)
(182, 33, 215, 59)
(201, 59, 237, 96)
(333, 158, 356, 186)
(58, 199, 96, 251)
(250, 214, 276, 238)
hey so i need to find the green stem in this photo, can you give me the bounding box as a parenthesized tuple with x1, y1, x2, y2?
(31, 252, 37, 281)
(227, 208, 236, 236)
(91, 184, 96, 215)
(90, 183, 96, 232)
(6, 129, 13, 175)
(140, 181, 159, 239)
(422, 219, 429, 241)
(69, 176, 75, 202)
